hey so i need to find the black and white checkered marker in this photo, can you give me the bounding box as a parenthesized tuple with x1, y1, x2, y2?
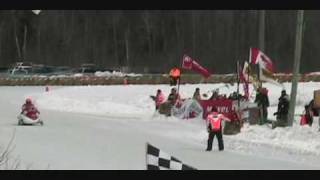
(146, 143, 197, 170)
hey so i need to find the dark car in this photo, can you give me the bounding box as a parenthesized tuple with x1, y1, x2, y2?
(31, 64, 55, 74)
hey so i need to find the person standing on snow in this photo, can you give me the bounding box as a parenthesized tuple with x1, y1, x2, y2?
(300, 104, 313, 126)
(169, 66, 181, 86)
(21, 98, 40, 120)
(254, 87, 270, 125)
(205, 107, 231, 151)
(272, 90, 290, 128)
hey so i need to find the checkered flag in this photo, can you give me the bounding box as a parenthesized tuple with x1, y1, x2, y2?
(146, 143, 197, 170)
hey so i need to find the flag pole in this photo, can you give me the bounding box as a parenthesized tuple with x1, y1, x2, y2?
(177, 74, 181, 95)
(178, 56, 183, 96)
(258, 10, 265, 88)
(236, 60, 240, 107)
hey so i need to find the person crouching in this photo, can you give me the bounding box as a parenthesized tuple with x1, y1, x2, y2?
(21, 98, 40, 120)
(206, 107, 230, 151)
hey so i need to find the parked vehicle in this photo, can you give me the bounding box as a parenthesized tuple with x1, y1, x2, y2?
(8, 62, 33, 75)
(31, 64, 55, 74)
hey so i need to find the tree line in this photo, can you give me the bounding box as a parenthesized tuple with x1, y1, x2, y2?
(0, 10, 319, 74)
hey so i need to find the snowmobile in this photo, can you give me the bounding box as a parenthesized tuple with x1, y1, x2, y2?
(17, 114, 44, 126)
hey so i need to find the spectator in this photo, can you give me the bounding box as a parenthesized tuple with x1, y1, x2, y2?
(150, 89, 166, 110)
(272, 90, 290, 129)
(192, 88, 201, 101)
(167, 87, 181, 105)
(300, 104, 313, 126)
(254, 87, 270, 125)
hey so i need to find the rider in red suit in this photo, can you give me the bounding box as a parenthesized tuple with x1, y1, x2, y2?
(21, 98, 40, 120)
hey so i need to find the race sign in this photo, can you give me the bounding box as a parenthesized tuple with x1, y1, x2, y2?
(199, 99, 239, 121)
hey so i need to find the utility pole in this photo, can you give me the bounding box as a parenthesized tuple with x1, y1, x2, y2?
(288, 10, 304, 126)
(257, 10, 265, 86)
(257, 10, 265, 125)
(125, 28, 130, 73)
(258, 10, 265, 52)
(236, 60, 240, 107)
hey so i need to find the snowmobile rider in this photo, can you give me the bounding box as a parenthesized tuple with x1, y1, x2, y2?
(150, 89, 166, 110)
(169, 66, 181, 86)
(254, 87, 270, 125)
(206, 107, 230, 151)
(272, 90, 290, 128)
(21, 98, 40, 120)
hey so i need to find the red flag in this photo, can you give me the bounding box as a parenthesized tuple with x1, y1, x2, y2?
(182, 55, 211, 78)
(250, 48, 274, 72)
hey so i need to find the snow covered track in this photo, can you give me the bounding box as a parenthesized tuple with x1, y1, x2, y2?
(1, 84, 320, 169)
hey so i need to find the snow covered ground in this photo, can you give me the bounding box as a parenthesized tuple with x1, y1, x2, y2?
(1, 82, 320, 169)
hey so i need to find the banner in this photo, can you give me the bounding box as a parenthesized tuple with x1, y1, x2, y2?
(199, 99, 239, 121)
(182, 54, 211, 78)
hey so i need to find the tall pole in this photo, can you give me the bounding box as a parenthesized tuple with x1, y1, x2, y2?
(257, 10, 266, 125)
(288, 10, 304, 126)
(258, 10, 265, 52)
(22, 25, 27, 60)
(236, 60, 240, 107)
(125, 29, 130, 73)
(257, 10, 265, 85)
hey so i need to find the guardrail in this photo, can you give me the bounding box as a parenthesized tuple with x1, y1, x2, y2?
(0, 73, 319, 86)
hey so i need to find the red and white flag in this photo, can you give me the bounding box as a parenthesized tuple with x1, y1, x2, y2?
(249, 48, 282, 87)
(182, 55, 211, 78)
(250, 47, 274, 72)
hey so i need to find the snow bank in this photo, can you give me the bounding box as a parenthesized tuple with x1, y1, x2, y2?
(33, 82, 319, 119)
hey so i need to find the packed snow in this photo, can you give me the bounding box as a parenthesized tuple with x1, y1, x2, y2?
(1, 82, 320, 169)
